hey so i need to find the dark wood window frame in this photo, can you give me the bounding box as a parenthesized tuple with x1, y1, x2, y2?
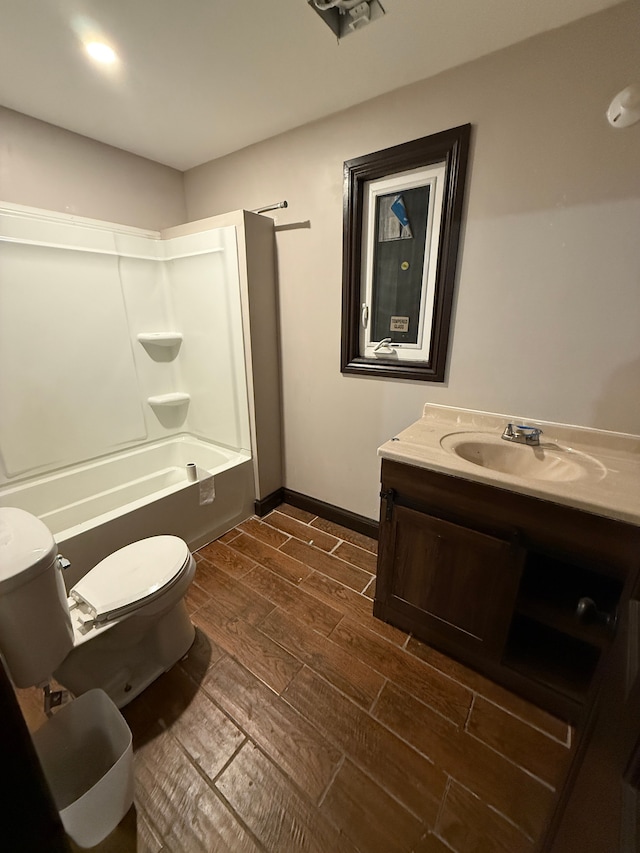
(341, 124, 471, 382)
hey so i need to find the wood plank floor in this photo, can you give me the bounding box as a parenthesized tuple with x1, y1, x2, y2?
(17, 504, 573, 853)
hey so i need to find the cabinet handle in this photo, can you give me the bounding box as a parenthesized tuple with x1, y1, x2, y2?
(576, 597, 617, 630)
(380, 488, 396, 522)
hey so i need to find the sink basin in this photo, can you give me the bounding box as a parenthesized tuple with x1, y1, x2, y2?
(440, 432, 607, 482)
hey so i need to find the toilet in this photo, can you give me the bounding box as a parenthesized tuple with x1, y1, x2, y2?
(0, 506, 196, 708)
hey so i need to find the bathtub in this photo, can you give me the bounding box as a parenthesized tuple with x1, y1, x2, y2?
(0, 435, 254, 587)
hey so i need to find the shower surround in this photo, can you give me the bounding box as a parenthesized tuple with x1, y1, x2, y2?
(0, 203, 281, 581)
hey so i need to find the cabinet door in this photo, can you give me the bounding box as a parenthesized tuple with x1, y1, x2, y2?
(376, 504, 522, 659)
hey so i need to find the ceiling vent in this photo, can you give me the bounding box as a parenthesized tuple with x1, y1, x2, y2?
(308, 0, 386, 40)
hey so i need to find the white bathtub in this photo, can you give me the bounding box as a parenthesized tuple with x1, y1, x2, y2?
(0, 435, 254, 586)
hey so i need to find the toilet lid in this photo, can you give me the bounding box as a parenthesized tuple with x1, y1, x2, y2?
(70, 535, 190, 623)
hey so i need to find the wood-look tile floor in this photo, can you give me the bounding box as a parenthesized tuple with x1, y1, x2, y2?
(18, 504, 573, 853)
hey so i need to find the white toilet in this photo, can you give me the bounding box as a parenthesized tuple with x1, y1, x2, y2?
(0, 506, 196, 708)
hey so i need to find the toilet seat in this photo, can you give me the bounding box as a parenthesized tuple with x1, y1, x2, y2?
(70, 536, 191, 625)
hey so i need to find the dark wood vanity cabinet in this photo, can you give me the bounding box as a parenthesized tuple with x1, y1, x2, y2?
(375, 459, 640, 722)
(377, 503, 524, 660)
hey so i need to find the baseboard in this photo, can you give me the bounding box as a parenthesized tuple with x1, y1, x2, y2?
(254, 488, 379, 540)
(254, 488, 285, 518)
(281, 488, 379, 540)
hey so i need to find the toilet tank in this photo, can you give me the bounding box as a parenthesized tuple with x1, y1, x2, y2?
(0, 508, 74, 687)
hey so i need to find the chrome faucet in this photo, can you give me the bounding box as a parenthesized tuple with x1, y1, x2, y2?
(502, 423, 543, 446)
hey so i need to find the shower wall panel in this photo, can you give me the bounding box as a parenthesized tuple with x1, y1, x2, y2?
(0, 241, 146, 476)
(165, 226, 250, 454)
(118, 251, 186, 440)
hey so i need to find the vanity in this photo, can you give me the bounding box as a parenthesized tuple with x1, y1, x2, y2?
(375, 405, 640, 723)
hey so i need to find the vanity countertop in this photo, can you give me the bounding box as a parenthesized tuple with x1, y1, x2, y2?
(378, 404, 640, 526)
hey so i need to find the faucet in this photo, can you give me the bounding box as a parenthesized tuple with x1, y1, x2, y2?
(502, 423, 543, 446)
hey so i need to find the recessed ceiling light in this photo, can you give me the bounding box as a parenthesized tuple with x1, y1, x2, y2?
(85, 41, 117, 64)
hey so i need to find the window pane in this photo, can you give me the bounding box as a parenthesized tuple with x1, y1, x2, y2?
(371, 184, 430, 344)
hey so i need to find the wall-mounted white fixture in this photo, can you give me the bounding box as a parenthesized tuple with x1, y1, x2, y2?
(308, 0, 385, 39)
(147, 393, 190, 407)
(137, 332, 183, 347)
(607, 85, 640, 129)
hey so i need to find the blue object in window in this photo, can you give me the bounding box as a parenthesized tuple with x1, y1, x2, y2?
(391, 195, 410, 229)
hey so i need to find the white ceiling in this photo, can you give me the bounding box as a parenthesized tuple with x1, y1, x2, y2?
(0, 0, 623, 171)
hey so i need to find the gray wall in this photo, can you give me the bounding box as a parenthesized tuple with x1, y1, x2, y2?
(0, 107, 185, 229)
(184, 2, 640, 519)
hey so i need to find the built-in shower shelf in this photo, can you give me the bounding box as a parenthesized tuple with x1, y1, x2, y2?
(147, 393, 190, 407)
(137, 332, 183, 347)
